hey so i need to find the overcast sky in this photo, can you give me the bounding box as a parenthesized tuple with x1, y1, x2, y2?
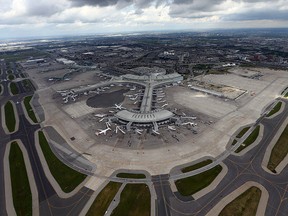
(1, 0, 288, 39)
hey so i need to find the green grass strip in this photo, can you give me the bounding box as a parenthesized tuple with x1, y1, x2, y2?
(267, 124, 288, 173)
(116, 173, 146, 179)
(24, 95, 38, 123)
(219, 187, 261, 216)
(4, 101, 16, 132)
(267, 102, 282, 117)
(175, 165, 223, 196)
(86, 182, 122, 216)
(236, 125, 260, 153)
(10, 82, 19, 95)
(236, 127, 250, 138)
(9, 141, 32, 216)
(111, 184, 151, 216)
(38, 131, 87, 193)
(181, 159, 213, 173)
(8, 74, 15, 80)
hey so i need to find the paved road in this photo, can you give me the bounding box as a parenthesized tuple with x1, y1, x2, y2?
(0, 61, 94, 216)
(153, 98, 288, 216)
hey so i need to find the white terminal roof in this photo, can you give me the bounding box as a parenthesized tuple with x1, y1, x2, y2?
(115, 110, 174, 123)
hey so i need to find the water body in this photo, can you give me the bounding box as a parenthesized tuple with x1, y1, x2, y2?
(86, 89, 128, 108)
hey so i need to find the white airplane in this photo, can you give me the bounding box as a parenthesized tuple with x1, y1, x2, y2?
(95, 127, 111, 136)
(152, 129, 160, 135)
(168, 125, 176, 131)
(113, 103, 125, 110)
(135, 129, 143, 135)
(94, 114, 107, 118)
(130, 86, 136, 91)
(181, 122, 196, 126)
(116, 126, 126, 134)
(161, 103, 168, 108)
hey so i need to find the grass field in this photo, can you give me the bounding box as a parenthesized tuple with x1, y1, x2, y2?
(267, 124, 288, 173)
(236, 127, 250, 138)
(10, 82, 19, 95)
(116, 173, 146, 179)
(0, 49, 48, 62)
(24, 95, 38, 123)
(111, 184, 151, 216)
(86, 182, 122, 216)
(38, 131, 87, 193)
(236, 125, 260, 153)
(8, 74, 15, 80)
(9, 141, 32, 216)
(181, 159, 213, 173)
(232, 139, 238, 145)
(219, 186, 261, 216)
(175, 165, 223, 196)
(22, 79, 35, 92)
(4, 101, 16, 132)
(267, 102, 282, 117)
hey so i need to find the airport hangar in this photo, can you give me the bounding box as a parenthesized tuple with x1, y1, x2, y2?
(71, 72, 183, 131)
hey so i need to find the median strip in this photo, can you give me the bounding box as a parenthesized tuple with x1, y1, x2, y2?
(38, 131, 87, 193)
(9, 141, 32, 216)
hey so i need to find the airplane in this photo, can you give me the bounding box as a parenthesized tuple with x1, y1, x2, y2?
(94, 114, 107, 118)
(168, 125, 176, 131)
(152, 129, 160, 135)
(95, 127, 111, 136)
(161, 103, 168, 108)
(113, 103, 125, 110)
(181, 122, 196, 126)
(116, 126, 126, 134)
(135, 129, 143, 135)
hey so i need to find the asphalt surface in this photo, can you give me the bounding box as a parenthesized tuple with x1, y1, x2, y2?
(152, 98, 288, 216)
(1, 60, 288, 216)
(0, 61, 94, 216)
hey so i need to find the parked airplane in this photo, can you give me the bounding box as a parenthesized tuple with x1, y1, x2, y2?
(94, 114, 107, 118)
(181, 122, 196, 126)
(135, 129, 143, 135)
(168, 126, 176, 131)
(152, 129, 160, 135)
(113, 103, 125, 110)
(116, 126, 126, 134)
(95, 127, 111, 136)
(130, 86, 136, 91)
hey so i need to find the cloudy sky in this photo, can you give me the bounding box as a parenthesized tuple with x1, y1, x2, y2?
(1, 0, 288, 38)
